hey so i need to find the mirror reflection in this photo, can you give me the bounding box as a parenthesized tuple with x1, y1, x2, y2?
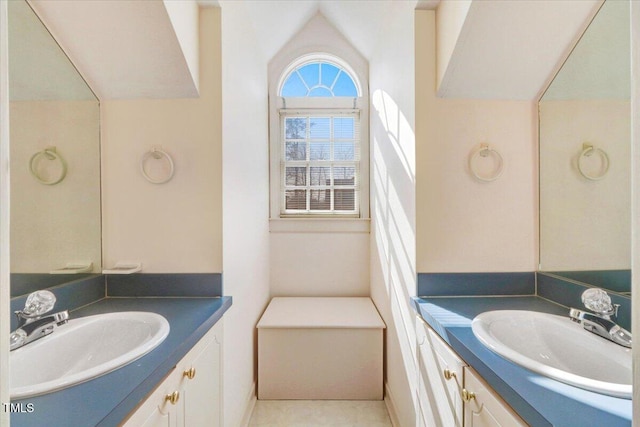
(9, 0, 101, 297)
(539, 0, 630, 294)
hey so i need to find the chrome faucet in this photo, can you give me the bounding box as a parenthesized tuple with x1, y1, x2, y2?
(10, 290, 69, 351)
(569, 288, 631, 348)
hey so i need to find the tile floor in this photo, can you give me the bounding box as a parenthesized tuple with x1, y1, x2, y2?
(248, 400, 393, 427)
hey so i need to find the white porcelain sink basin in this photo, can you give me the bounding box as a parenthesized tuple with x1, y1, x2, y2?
(11, 311, 170, 399)
(472, 310, 632, 399)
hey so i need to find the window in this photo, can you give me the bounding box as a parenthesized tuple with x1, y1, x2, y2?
(281, 113, 360, 216)
(273, 55, 365, 218)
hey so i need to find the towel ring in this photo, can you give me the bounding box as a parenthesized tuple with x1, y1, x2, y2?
(469, 144, 503, 182)
(141, 146, 175, 184)
(29, 147, 67, 185)
(578, 143, 609, 181)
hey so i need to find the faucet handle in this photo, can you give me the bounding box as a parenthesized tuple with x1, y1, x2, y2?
(582, 288, 614, 316)
(22, 290, 57, 317)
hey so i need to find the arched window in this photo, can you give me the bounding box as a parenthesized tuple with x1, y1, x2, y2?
(268, 15, 370, 225)
(279, 57, 360, 98)
(274, 54, 363, 217)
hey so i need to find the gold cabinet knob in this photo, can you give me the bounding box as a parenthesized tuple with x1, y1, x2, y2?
(183, 367, 196, 380)
(165, 391, 180, 405)
(462, 389, 476, 402)
(443, 368, 457, 381)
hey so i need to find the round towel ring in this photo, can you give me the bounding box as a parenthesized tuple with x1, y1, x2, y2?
(29, 147, 67, 185)
(469, 144, 503, 182)
(578, 144, 609, 181)
(141, 147, 175, 184)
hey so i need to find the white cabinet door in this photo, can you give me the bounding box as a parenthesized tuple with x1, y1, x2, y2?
(463, 367, 527, 427)
(121, 368, 181, 427)
(122, 319, 224, 427)
(416, 316, 466, 427)
(180, 320, 223, 427)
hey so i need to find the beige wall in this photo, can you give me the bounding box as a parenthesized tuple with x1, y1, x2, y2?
(630, 0, 639, 415)
(417, 18, 537, 274)
(370, 4, 418, 426)
(219, 3, 271, 426)
(101, 8, 222, 273)
(270, 232, 370, 297)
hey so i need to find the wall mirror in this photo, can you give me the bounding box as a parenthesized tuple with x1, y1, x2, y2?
(539, 0, 630, 294)
(9, 0, 101, 297)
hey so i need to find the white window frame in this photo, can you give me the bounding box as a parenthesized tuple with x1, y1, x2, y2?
(269, 54, 370, 229)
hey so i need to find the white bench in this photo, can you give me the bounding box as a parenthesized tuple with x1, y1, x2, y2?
(257, 297, 385, 400)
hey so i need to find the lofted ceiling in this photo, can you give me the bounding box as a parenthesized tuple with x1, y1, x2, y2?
(437, 0, 604, 100)
(28, 0, 200, 100)
(23, 0, 604, 102)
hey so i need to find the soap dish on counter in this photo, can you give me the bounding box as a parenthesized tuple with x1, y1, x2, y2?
(102, 262, 142, 274)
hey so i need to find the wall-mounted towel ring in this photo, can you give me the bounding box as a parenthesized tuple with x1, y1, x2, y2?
(29, 146, 67, 185)
(141, 146, 175, 184)
(469, 143, 503, 182)
(578, 143, 609, 181)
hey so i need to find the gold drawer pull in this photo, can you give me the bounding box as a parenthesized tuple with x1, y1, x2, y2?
(183, 367, 196, 380)
(165, 391, 180, 405)
(462, 389, 476, 402)
(443, 369, 457, 381)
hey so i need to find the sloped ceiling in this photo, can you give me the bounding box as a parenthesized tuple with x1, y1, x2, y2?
(437, 0, 604, 100)
(28, 0, 200, 100)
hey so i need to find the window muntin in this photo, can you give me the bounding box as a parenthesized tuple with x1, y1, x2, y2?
(281, 113, 360, 216)
(280, 60, 359, 98)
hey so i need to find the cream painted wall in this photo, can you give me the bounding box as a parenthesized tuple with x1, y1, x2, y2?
(270, 232, 370, 297)
(163, 0, 200, 93)
(267, 12, 371, 298)
(10, 100, 101, 273)
(539, 100, 630, 271)
(631, 0, 639, 417)
(436, 0, 471, 89)
(416, 28, 537, 273)
(370, 4, 417, 426)
(101, 7, 222, 273)
(0, 0, 10, 420)
(219, 2, 271, 426)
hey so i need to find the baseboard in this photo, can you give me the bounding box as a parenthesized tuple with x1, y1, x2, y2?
(239, 382, 257, 427)
(384, 382, 401, 427)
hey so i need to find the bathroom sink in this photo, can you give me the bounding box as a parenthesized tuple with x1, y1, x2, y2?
(471, 310, 632, 399)
(11, 311, 170, 399)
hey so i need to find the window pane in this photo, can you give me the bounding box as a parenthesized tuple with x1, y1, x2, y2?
(308, 86, 333, 97)
(321, 63, 340, 88)
(333, 166, 355, 185)
(285, 142, 306, 161)
(310, 117, 330, 139)
(333, 72, 358, 97)
(310, 189, 331, 210)
(334, 189, 355, 210)
(285, 190, 307, 210)
(334, 142, 355, 161)
(281, 72, 307, 97)
(333, 117, 355, 139)
(285, 167, 306, 186)
(310, 167, 331, 186)
(298, 63, 320, 87)
(310, 142, 330, 160)
(285, 117, 307, 139)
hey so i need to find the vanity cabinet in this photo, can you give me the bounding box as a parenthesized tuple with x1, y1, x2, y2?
(463, 367, 527, 427)
(415, 316, 526, 427)
(121, 320, 224, 427)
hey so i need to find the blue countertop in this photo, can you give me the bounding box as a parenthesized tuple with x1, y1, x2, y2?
(412, 296, 632, 427)
(11, 296, 232, 427)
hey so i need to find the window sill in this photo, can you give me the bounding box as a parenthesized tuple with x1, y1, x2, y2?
(269, 218, 370, 234)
